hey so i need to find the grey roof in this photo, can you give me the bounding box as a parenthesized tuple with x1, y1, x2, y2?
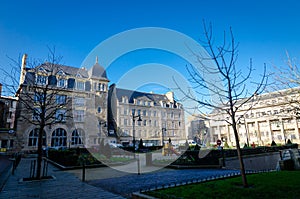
(27, 62, 89, 78)
(88, 63, 108, 81)
(115, 88, 168, 106)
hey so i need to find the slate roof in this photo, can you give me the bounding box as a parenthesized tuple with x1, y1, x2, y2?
(27, 62, 89, 78)
(115, 88, 168, 106)
(88, 63, 108, 81)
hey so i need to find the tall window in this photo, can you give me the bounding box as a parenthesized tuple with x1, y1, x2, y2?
(51, 128, 67, 147)
(28, 128, 46, 147)
(76, 81, 85, 90)
(32, 108, 41, 121)
(36, 75, 47, 85)
(55, 109, 66, 122)
(74, 97, 85, 106)
(74, 110, 84, 122)
(56, 95, 66, 105)
(57, 78, 66, 87)
(143, 110, 147, 116)
(34, 92, 45, 104)
(72, 129, 84, 145)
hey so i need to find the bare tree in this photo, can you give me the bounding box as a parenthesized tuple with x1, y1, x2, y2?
(1, 48, 72, 179)
(270, 52, 300, 143)
(175, 22, 268, 187)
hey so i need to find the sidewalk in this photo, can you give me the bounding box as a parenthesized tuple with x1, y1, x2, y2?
(0, 157, 125, 199)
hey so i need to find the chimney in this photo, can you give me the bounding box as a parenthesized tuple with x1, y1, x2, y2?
(19, 54, 28, 85)
(22, 54, 27, 69)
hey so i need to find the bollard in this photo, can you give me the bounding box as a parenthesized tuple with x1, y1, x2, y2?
(82, 162, 86, 182)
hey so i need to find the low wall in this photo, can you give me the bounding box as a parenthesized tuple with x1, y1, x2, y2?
(223, 152, 281, 171)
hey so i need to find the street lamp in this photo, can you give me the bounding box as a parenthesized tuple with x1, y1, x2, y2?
(132, 109, 142, 155)
(162, 127, 167, 146)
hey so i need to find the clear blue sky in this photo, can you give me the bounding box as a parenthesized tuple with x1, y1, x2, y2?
(1, 0, 300, 98)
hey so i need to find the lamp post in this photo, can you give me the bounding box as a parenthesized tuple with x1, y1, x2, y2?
(132, 109, 142, 158)
(162, 127, 167, 146)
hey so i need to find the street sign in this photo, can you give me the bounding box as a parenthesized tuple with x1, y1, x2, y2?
(217, 139, 222, 146)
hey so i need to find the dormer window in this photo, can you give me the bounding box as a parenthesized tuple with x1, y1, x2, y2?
(36, 75, 47, 85)
(57, 78, 67, 88)
(76, 73, 82, 78)
(76, 81, 85, 90)
(57, 70, 65, 76)
(38, 67, 47, 73)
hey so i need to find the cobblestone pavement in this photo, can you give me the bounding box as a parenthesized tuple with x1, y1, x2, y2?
(0, 158, 125, 199)
(87, 168, 241, 198)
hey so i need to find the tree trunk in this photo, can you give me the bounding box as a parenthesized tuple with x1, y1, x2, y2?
(36, 125, 44, 179)
(232, 121, 248, 187)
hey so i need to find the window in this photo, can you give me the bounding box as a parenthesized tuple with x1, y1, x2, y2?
(36, 75, 47, 85)
(143, 110, 147, 116)
(74, 110, 84, 122)
(97, 106, 102, 113)
(55, 109, 66, 122)
(33, 108, 41, 121)
(56, 95, 66, 105)
(124, 119, 128, 126)
(34, 92, 45, 103)
(51, 128, 67, 147)
(74, 97, 85, 106)
(143, 120, 147, 126)
(57, 78, 66, 87)
(76, 81, 85, 90)
(72, 129, 84, 145)
(28, 128, 46, 147)
(124, 108, 127, 115)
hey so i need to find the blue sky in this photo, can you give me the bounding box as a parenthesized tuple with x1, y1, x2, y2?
(1, 0, 300, 100)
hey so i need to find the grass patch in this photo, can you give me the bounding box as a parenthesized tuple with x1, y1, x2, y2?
(146, 171, 300, 199)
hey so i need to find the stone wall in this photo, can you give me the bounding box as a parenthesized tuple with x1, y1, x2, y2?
(223, 152, 281, 171)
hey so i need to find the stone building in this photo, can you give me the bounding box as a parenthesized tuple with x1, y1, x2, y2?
(14, 54, 187, 151)
(0, 83, 18, 153)
(15, 55, 109, 151)
(207, 88, 300, 147)
(108, 84, 186, 146)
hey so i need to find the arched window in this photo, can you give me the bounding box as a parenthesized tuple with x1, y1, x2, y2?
(51, 128, 67, 147)
(28, 128, 46, 147)
(72, 129, 84, 146)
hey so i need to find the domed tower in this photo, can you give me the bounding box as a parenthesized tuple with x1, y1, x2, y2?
(88, 57, 110, 138)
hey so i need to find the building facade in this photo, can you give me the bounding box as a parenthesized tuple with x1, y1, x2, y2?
(108, 84, 186, 146)
(0, 83, 17, 153)
(207, 88, 300, 147)
(13, 54, 187, 151)
(15, 55, 109, 151)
